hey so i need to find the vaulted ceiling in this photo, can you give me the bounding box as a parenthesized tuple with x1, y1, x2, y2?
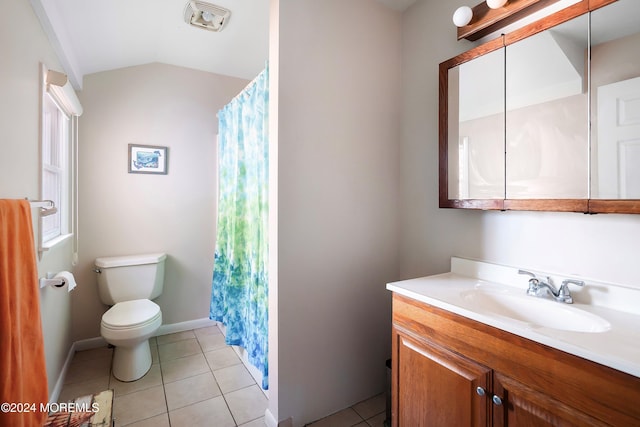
(31, 0, 415, 89)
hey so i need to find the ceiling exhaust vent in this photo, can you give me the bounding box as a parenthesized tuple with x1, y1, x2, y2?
(184, 1, 231, 32)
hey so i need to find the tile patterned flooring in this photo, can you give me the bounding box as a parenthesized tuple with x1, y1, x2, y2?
(305, 394, 386, 427)
(59, 324, 386, 427)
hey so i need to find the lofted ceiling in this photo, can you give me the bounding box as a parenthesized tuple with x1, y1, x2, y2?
(31, 0, 415, 90)
(376, 0, 417, 11)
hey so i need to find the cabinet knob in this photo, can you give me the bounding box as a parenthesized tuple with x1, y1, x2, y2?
(476, 387, 486, 396)
(492, 395, 503, 406)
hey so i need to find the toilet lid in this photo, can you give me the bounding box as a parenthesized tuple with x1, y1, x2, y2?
(102, 299, 161, 329)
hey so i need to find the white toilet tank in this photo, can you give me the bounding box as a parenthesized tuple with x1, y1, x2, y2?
(95, 253, 167, 305)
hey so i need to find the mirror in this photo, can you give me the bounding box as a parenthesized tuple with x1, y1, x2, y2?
(448, 48, 505, 200)
(440, 0, 640, 213)
(590, 0, 640, 200)
(505, 15, 589, 200)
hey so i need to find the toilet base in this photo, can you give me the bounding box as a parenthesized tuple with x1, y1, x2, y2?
(112, 339, 152, 382)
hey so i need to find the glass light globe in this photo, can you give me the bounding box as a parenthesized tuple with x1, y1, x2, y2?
(452, 6, 473, 27)
(202, 11, 214, 22)
(486, 0, 508, 9)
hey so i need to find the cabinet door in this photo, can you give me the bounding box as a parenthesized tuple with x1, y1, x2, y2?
(493, 372, 609, 427)
(396, 333, 491, 427)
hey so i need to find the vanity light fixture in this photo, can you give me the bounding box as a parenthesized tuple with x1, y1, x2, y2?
(486, 0, 509, 9)
(184, 1, 231, 32)
(453, 6, 474, 27)
(455, 0, 562, 41)
(453, 0, 509, 28)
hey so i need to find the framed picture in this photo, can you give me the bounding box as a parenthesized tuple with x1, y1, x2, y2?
(128, 144, 168, 174)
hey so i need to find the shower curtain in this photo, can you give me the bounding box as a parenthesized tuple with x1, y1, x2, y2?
(210, 66, 269, 389)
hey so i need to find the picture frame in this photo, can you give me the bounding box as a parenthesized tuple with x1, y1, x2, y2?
(128, 144, 168, 174)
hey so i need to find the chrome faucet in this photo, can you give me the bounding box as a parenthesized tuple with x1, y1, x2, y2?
(557, 279, 585, 304)
(518, 270, 584, 304)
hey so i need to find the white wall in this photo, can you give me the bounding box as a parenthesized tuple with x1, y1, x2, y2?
(0, 0, 73, 399)
(267, 0, 280, 424)
(271, 0, 402, 425)
(74, 64, 248, 341)
(400, 0, 640, 286)
(398, 0, 484, 279)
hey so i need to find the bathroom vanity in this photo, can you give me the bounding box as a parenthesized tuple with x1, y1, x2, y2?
(387, 258, 640, 426)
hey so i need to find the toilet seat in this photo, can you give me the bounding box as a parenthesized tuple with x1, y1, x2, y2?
(102, 299, 161, 330)
(100, 299, 162, 382)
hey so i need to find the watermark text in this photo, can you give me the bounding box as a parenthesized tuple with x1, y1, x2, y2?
(1, 402, 99, 413)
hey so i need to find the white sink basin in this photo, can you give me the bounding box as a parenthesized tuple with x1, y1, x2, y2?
(460, 288, 611, 333)
(387, 258, 640, 377)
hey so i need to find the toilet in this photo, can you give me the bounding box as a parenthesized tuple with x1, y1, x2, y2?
(94, 253, 167, 382)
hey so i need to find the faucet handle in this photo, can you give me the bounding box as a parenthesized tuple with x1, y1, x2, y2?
(518, 269, 538, 283)
(561, 279, 585, 287)
(519, 270, 540, 296)
(557, 279, 585, 303)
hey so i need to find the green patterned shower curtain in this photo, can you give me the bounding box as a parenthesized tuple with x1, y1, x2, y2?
(210, 67, 269, 389)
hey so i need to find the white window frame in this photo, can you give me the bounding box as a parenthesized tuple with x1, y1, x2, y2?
(42, 92, 69, 243)
(40, 65, 82, 255)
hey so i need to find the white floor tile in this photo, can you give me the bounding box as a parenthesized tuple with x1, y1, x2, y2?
(352, 393, 385, 419)
(169, 396, 235, 427)
(160, 353, 210, 384)
(204, 347, 241, 371)
(112, 385, 166, 426)
(158, 338, 202, 362)
(225, 385, 268, 425)
(213, 364, 256, 394)
(59, 328, 389, 427)
(124, 412, 170, 427)
(109, 364, 162, 397)
(197, 333, 228, 352)
(306, 408, 364, 427)
(164, 372, 221, 411)
(156, 330, 196, 345)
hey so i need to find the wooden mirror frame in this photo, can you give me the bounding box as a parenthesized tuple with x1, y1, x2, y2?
(439, 0, 640, 214)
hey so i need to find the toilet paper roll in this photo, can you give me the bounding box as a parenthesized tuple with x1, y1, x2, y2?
(53, 271, 77, 292)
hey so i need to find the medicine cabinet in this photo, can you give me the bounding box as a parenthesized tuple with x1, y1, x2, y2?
(439, 0, 640, 213)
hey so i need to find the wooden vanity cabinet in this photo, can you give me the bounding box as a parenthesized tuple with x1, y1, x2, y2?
(391, 293, 640, 427)
(397, 332, 490, 426)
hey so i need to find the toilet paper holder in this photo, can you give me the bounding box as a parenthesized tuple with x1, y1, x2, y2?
(39, 272, 66, 288)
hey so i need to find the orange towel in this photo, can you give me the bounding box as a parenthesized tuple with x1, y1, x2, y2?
(0, 200, 48, 427)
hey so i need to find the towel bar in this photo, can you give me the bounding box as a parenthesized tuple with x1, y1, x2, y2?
(27, 199, 58, 217)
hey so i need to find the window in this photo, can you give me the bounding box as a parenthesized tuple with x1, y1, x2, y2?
(42, 92, 69, 242)
(41, 65, 82, 250)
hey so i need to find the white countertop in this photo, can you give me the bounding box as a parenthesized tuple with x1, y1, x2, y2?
(387, 258, 640, 378)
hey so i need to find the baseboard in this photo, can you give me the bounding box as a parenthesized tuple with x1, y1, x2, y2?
(68, 318, 218, 351)
(74, 336, 108, 351)
(265, 411, 293, 427)
(265, 410, 292, 427)
(48, 341, 77, 404)
(49, 337, 109, 402)
(155, 317, 217, 336)
(264, 409, 278, 427)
